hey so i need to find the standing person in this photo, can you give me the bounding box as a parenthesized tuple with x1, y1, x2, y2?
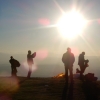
(27, 50, 36, 78)
(62, 47, 75, 83)
(9, 56, 18, 77)
(78, 52, 85, 79)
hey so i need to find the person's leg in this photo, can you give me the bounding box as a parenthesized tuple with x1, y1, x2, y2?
(11, 66, 13, 76)
(15, 67, 17, 76)
(12, 67, 15, 77)
(69, 67, 73, 82)
(80, 66, 84, 80)
(82, 66, 86, 73)
(13, 67, 17, 77)
(27, 64, 32, 78)
(65, 65, 68, 82)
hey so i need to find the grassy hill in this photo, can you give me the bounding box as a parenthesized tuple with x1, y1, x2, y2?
(0, 77, 100, 100)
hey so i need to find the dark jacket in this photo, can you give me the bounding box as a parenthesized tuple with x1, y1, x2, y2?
(9, 58, 15, 67)
(62, 52, 75, 66)
(78, 54, 85, 66)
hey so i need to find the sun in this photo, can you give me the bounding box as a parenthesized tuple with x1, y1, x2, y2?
(57, 10, 87, 39)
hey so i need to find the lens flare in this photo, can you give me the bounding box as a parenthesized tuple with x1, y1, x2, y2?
(0, 77, 19, 93)
(71, 47, 79, 56)
(36, 49, 48, 60)
(38, 18, 50, 26)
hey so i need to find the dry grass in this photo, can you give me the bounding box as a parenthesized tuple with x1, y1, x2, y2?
(0, 77, 99, 100)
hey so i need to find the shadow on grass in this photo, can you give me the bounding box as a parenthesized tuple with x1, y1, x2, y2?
(67, 82, 73, 100)
(82, 81, 99, 100)
(18, 78, 27, 85)
(62, 81, 73, 100)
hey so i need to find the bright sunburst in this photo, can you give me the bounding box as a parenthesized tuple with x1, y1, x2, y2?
(57, 9, 87, 39)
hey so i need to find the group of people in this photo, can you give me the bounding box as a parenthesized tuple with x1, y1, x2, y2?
(9, 50, 36, 78)
(62, 47, 89, 82)
(9, 48, 89, 81)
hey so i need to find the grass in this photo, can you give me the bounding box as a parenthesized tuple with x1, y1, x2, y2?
(0, 77, 99, 100)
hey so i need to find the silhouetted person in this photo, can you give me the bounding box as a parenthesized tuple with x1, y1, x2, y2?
(62, 48, 75, 83)
(76, 59, 89, 74)
(9, 56, 17, 77)
(27, 50, 36, 78)
(78, 52, 86, 79)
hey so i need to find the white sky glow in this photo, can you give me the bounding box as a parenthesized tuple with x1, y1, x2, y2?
(57, 10, 87, 39)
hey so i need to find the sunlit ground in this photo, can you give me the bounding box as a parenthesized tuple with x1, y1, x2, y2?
(57, 9, 87, 39)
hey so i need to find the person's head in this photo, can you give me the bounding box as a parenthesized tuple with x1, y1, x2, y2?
(67, 47, 71, 53)
(82, 52, 85, 55)
(10, 56, 13, 59)
(28, 50, 31, 54)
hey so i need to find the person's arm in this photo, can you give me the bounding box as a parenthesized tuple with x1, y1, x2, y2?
(9, 60, 11, 64)
(72, 53, 75, 64)
(73, 54, 75, 63)
(62, 54, 65, 63)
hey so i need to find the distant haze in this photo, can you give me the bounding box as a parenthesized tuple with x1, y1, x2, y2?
(0, 53, 100, 80)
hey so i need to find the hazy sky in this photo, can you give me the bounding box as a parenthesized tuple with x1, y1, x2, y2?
(1, 0, 100, 77)
(0, 0, 100, 56)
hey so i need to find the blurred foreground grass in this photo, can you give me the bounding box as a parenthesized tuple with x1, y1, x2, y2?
(0, 77, 99, 100)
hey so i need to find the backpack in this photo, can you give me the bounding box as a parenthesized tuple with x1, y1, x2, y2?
(14, 59, 20, 67)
